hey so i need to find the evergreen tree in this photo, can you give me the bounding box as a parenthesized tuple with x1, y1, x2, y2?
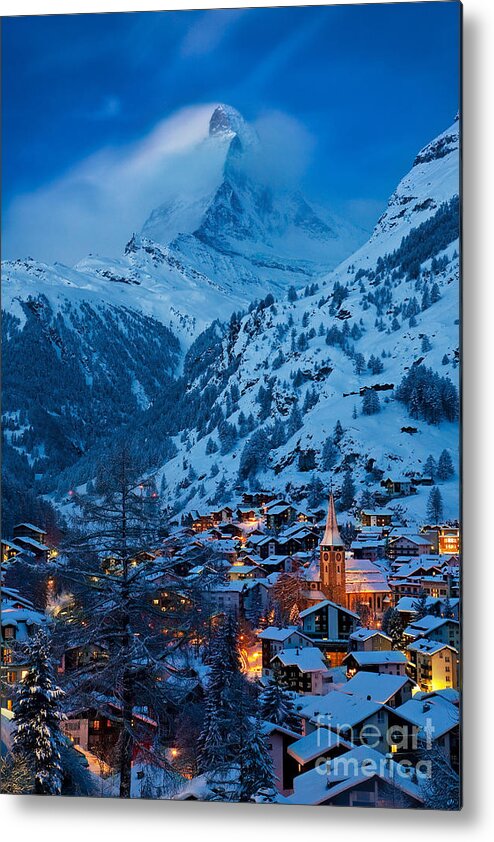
(333, 420, 344, 443)
(424, 455, 437, 481)
(427, 486, 444, 523)
(307, 473, 325, 509)
(238, 715, 277, 803)
(321, 437, 339, 471)
(421, 335, 432, 353)
(437, 449, 455, 480)
(12, 629, 66, 795)
(381, 608, 406, 649)
(354, 353, 366, 375)
(339, 469, 356, 511)
(362, 390, 380, 415)
(259, 668, 300, 732)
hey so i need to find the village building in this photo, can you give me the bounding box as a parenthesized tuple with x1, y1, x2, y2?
(348, 628, 393, 652)
(271, 647, 331, 695)
(342, 650, 409, 679)
(380, 477, 416, 498)
(287, 727, 354, 780)
(406, 639, 459, 692)
(360, 509, 394, 528)
(1, 597, 48, 710)
(299, 599, 359, 667)
(284, 744, 424, 808)
(403, 616, 460, 650)
(258, 626, 315, 679)
(345, 557, 391, 622)
(387, 534, 435, 560)
(396, 692, 460, 772)
(265, 501, 297, 531)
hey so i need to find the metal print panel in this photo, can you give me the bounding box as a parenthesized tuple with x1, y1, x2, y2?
(1, 2, 461, 809)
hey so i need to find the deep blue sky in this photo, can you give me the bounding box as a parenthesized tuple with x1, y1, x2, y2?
(2, 2, 461, 261)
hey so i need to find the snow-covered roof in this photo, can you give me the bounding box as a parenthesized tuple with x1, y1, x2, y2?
(395, 695, 459, 738)
(349, 628, 392, 642)
(13, 536, 50, 552)
(299, 599, 359, 620)
(13, 522, 46, 534)
(297, 690, 382, 729)
(287, 728, 351, 765)
(284, 745, 423, 806)
(342, 672, 414, 704)
(273, 647, 327, 673)
(257, 625, 301, 642)
(404, 615, 459, 638)
(407, 639, 458, 657)
(344, 650, 408, 666)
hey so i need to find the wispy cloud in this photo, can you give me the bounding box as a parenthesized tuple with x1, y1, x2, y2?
(3, 104, 218, 265)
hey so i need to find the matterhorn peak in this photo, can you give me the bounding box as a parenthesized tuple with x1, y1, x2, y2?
(208, 104, 257, 149)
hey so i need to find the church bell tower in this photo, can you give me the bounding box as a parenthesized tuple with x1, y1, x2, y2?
(319, 492, 347, 606)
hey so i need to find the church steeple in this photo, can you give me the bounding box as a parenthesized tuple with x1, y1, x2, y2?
(321, 492, 344, 548)
(319, 492, 347, 606)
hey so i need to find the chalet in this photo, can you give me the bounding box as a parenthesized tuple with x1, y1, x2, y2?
(242, 491, 277, 509)
(299, 600, 359, 667)
(348, 628, 393, 652)
(236, 507, 259, 524)
(63, 702, 157, 764)
(360, 510, 393, 528)
(396, 692, 460, 772)
(217, 522, 244, 538)
(285, 745, 424, 808)
(11, 535, 50, 562)
(271, 647, 331, 695)
(421, 525, 460, 555)
(296, 690, 389, 751)
(404, 616, 460, 650)
(350, 539, 386, 562)
(1, 602, 48, 710)
(342, 650, 409, 679)
(380, 477, 415, 498)
(406, 639, 459, 692)
(227, 563, 266, 582)
(13, 522, 47, 545)
(258, 626, 314, 677)
(265, 502, 297, 531)
(261, 722, 300, 795)
(387, 534, 434, 560)
(2, 539, 27, 565)
(190, 511, 214, 533)
(394, 595, 460, 623)
(210, 506, 234, 524)
(256, 554, 292, 574)
(256, 535, 302, 560)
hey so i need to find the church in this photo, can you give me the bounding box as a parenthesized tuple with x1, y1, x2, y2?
(301, 492, 347, 609)
(319, 492, 347, 606)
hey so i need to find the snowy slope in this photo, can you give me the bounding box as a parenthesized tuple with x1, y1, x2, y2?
(144, 117, 460, 526)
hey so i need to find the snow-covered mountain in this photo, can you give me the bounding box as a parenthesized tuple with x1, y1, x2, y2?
(111, 115, 459, 527)
(2, 105, 366, 349)
(2, 112, 460, 530)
